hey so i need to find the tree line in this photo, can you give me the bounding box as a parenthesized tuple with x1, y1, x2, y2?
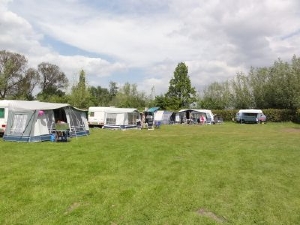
(1, 50, 299, 111)
(200, 55, 300, 110)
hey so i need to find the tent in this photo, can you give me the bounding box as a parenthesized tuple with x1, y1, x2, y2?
(97, 107, 140, 129)
(3, 101, 89, 142)
(177, 109, 215, 124)
(1, 100, 40, 136)
(154, 110, 174, 125)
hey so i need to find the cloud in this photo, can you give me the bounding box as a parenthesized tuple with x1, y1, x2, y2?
(1, 0, 300, 96)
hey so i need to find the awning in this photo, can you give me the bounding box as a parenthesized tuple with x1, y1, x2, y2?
(147, 107, 160, 113)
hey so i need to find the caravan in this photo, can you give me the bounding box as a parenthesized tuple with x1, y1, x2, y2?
(0, 100, 11, 136)
(88, 107, 140, 129)
(3, 101, 89, 142)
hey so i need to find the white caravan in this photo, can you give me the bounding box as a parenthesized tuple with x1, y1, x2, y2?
(0, 100, 10, 135)
(88, 107, 140, 129)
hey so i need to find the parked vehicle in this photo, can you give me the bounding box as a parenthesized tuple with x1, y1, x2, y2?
(235, 109, 266, 124)
(0, 100, 10, 136)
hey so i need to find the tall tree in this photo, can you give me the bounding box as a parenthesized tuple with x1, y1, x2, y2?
(264, 57, 300, 109)
(165, 62, 196, 110)
(0, 50, 38, 99)
(247, 67, 269, 109)
(290, 55, 300, 108)
(201, 81, 232, 109)
(112, 82, 146, 108)
(109, 81, 118, 101)
(37, 62, 68, 101)
(231, 72, 254, 109)
(89, 86, 110, 106)
(154, 94, 169, 109)
(69, 70, 90, 108)
(13, 68, 40, 100)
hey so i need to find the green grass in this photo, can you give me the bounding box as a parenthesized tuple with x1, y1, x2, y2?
(1, 122, 300, 224)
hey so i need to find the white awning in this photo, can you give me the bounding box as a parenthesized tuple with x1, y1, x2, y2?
(8, 101, 70, 111)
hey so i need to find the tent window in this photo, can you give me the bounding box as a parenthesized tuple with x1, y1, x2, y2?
(106, 113, 117, 124)
(11, 114, 28, 135)
(0, 108, 4, 118)
(128, 112, 139, 125)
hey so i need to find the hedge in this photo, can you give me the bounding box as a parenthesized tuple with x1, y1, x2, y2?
(211, 109, 300, 123)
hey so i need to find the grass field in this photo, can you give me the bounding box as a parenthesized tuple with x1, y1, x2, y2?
(1, 122, 300, 224)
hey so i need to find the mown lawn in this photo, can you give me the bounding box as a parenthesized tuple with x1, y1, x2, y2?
(0, 122, 300, 224)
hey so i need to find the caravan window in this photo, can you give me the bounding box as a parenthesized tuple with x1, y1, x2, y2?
(89, 112, 95, 117)
(106, 113, 117, 124)
(0, 108, 4, 118)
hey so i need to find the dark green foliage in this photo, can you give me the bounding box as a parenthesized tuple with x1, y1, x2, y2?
(36, 62, 68, 102)
(111, 83, 147, 108)
(201, 81, 233, 109)
(212, 109, 237, 121)
(202, 55, 300, 110)
(165, 62, 196, 110)
(69, 70, 90, 109)
(88, 86, 111, 106)
(263, 109, 295, 122)
(153, 94, 169, 110)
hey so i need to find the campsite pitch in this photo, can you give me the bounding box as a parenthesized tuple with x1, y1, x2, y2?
(0, 122, 300, 224)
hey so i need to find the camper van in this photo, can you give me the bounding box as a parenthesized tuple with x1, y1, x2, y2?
(235, 109, 266, 124)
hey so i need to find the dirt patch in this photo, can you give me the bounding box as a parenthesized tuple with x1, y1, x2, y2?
(197, 208, 227, 223)
(283, 128, 300, 133)
(64, 202, 81, 215)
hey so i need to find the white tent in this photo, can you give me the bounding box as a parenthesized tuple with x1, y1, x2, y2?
(177, 109, 215, 124)
(0, 100, 39, 136)
(154, 110, 174, 125)
(3, 101, 89, 142)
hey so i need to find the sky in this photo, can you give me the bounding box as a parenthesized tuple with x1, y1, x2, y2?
(1, 0, 300, 96)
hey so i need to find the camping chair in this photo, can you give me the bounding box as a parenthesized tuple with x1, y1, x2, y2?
(54, 122, 70, 142)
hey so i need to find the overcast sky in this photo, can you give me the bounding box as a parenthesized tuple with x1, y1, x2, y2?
(1, 0, 299, 95)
